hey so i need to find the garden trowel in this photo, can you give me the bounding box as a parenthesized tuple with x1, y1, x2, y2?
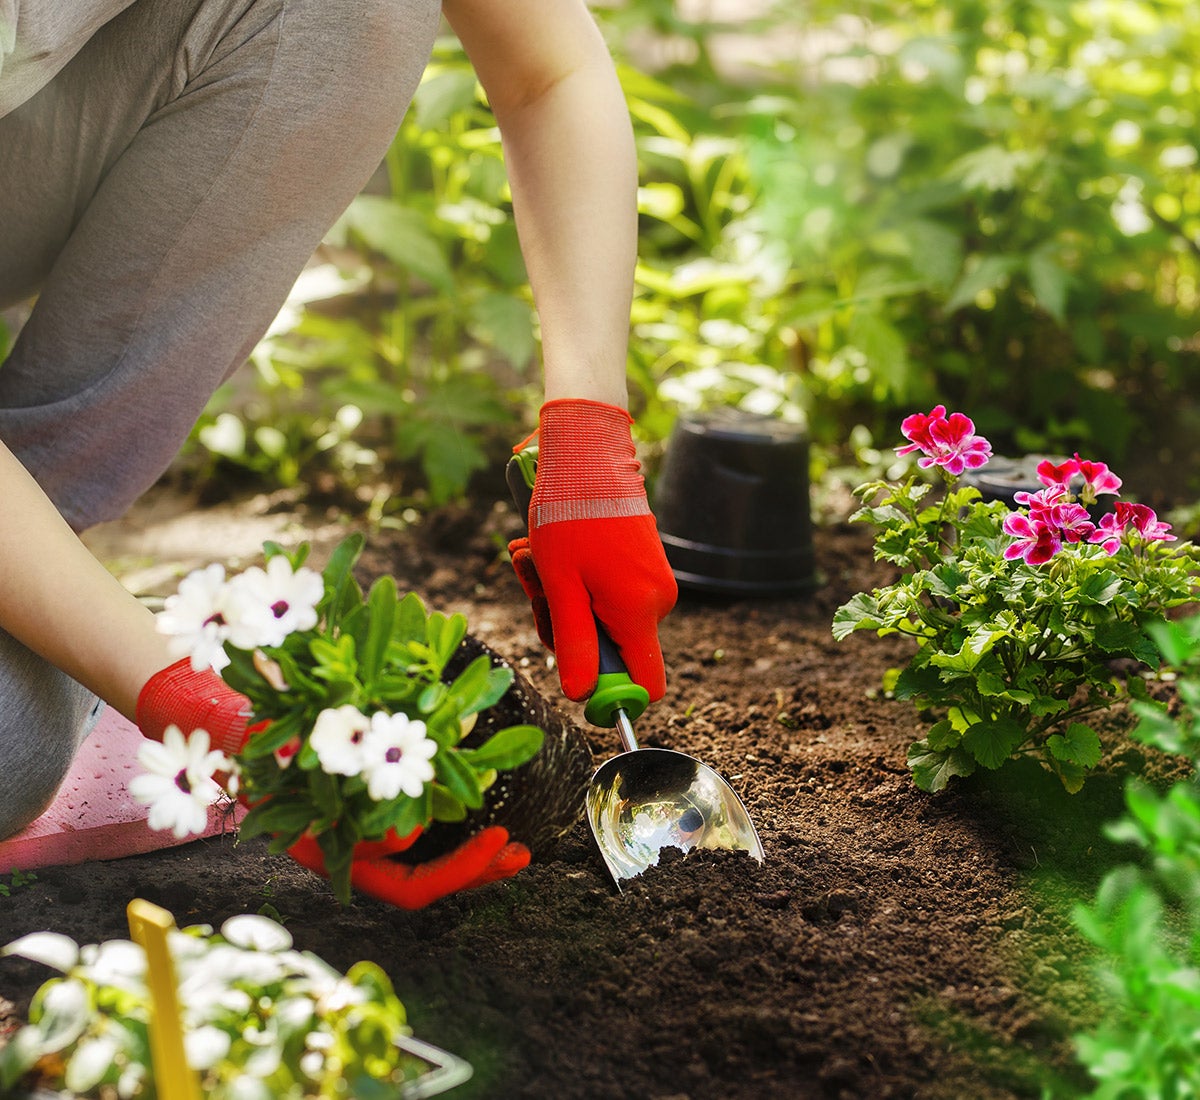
(506, 453, 764, 890)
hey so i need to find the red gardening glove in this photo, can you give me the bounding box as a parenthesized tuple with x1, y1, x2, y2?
(136, 657, 253, 755)
(511, 399, 677, 702)
(288, 825, 530, 910)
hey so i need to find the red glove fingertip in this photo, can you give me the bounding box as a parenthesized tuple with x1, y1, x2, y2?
(467, 840, 531, 888)
(605, 638, 667, 703)
(508, 537, 555, 651)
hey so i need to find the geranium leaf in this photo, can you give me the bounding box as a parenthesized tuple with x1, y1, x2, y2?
(1047, 723, 1103, 769)
(1077, 570, 1123, 606)
(1093, 619, 1148, 655)
(832, 593, 883, 640)
(893, 664, 942, 701)
(907, 740, 976, 791)
(961, 717, 1027, 769)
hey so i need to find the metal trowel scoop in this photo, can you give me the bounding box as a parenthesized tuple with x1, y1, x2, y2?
(507, 453, 765, 890)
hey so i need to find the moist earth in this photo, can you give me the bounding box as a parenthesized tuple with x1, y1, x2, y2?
(0, 487, 1169, 1099)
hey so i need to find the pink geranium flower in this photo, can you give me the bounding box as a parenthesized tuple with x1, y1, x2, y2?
(1072, 455, 1122, 503)
(1004, 491, 1095, 564)
(1089, 502, 1174, 555)
(895, 405, 992, 476)
(1035, 454, 1122, 506)
(1002, 513, 1062, 565)
(896, 405, 948, 456)
(1043, 501, 1096, 544)
(1034, 458, 1077, 491)
(1014, 485, 1069, 513)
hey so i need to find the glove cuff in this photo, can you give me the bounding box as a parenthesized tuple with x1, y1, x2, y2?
(531, 399, 649, 525)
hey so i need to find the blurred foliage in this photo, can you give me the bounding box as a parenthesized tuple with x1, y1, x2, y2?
(1072, 615, 1200, 1096)
(187, 0, 1200, 510)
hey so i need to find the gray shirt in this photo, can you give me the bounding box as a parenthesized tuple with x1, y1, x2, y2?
(0, 0, 136, 117)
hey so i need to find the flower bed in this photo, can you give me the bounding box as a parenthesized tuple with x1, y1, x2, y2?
(1, 486, 1196, 1098)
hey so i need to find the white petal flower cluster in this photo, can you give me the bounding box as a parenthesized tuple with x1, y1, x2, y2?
(310, 705, 437, 797)
(155, 557, 324, 673)
(129, 726, 232, 839)
(1, 912, 410, 1096)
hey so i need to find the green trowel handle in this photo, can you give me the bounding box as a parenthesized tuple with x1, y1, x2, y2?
(505, 454, 649, 730)
(586, 630, 650, 729)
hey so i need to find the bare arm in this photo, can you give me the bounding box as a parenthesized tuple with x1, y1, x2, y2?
(0, 439, 172, 719)
(442, 0, 637, 408)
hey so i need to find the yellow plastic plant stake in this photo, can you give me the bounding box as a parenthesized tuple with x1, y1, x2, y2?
(126, 899, 202, 1100)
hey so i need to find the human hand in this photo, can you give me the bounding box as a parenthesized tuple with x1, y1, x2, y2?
(287, 825, 530, 910)
(509, 399, 677, 703)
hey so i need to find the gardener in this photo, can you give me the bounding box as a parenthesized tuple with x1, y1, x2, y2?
(0, 0, 677, 904)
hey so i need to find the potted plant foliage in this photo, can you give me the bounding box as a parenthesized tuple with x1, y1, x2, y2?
(125, 532, 586, 904)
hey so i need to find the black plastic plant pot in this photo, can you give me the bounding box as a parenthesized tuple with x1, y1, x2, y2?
(653, 408, 815, 596)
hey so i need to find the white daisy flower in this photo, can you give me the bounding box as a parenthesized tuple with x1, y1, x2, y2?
(361, 713, 438, 801)
(78, 940, 145, 991)
(309, 705, 370, 776)
(228, 557, 324, 648)
(155, 563, 235, 672)
(130, 726, 230, 839)
(221, 914, 293, 952)
(184, 1025, 231, 1071)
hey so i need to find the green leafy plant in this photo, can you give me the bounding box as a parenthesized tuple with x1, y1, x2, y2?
(136, 534, 544, 904)
(0, 868, 37, 897)
(176, 1, 1200, 510)
(1072, 614, 1200, 1096)
(833, 405, 1200, 792)
(0, 912, 467, 1098)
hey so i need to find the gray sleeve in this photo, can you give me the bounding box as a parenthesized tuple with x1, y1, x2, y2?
(0, 2, 16, 80)
(0, 2, 139, 118)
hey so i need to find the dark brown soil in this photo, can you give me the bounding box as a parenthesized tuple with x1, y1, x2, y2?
(0, 489, 1160, 1099)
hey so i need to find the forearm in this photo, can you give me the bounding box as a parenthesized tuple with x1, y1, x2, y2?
(0, 439, 171, 719)
(495, 63, 637, 407)
(444, 0, 637, 407)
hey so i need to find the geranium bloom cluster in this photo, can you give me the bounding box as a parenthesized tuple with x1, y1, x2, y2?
(895, 404, 993, 476)
(842, 408, 1199, 795)
(1001, 454, 1173, 565)
(156, 556, 325, 673)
